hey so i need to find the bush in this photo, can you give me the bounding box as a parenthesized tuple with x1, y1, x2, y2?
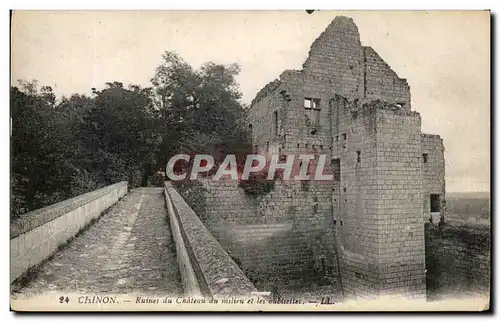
(150, 171, 165, 187)
(238, 171, 275, 196)
(128, 169, 143, 188)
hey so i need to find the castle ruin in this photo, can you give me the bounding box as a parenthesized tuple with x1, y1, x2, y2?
(245, 16, 446, 299)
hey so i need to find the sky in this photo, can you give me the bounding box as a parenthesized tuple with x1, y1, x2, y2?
(11, 10, 490, 192)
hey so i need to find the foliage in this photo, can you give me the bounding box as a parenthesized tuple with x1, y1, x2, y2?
(11, 51, 250, 217)
(238, 171, 275, 196)
(78, 82, 160, 188)
(11, 83, 79, 216)
(151, 52, 251, 170)
(149, 172, 165, 187)
(424, 221, 490, 247)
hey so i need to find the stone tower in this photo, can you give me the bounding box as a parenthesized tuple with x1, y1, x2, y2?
(247, 16, 446, 300)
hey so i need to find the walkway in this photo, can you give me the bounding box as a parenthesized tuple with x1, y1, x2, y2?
(12, 188, 182, 298)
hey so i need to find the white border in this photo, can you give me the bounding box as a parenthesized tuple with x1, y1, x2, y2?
(2, 1, 497, 320)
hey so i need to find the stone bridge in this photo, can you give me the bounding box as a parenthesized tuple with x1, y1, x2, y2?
(10, 181, 490, 305)
(10, 182, 256, 301)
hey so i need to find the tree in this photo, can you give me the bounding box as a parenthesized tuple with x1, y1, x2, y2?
(151, 51, 251, 172)
(11, 81, 76, 216)
(78, 82, 160, 188)
(11, 51, 253, 216)
(54, 93, 98, 194)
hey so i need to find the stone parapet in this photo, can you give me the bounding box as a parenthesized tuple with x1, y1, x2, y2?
(164, 182, 257, 298)
(10, 181, 128, 282)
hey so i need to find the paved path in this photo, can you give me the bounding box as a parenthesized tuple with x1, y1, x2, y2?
(12, 188, 182, 298)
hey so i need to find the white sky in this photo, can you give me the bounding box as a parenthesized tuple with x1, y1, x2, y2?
(11, 10, 490, 192)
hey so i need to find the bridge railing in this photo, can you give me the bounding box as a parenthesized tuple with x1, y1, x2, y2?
(10, 181, 128, 283)
(164, 181, 257, 298)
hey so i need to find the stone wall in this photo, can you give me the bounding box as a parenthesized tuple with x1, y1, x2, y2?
(10, 181, 128, 283)
(364, 46, 411, 109)
(329, 97, 381, 300)
(186, 179, 341, 292)
(328, 98, 426, 300)
(373, 106, 426, 300)
(425, 222, 490, 301)
(248, 80, 283, 154)
(301, 16, 365, 100)
(421, 134, 446, 222)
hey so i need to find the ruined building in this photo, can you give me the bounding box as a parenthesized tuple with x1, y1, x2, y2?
(246, 16, 446, 299)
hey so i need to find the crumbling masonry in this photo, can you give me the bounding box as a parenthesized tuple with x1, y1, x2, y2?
(246, 16, 446, 299)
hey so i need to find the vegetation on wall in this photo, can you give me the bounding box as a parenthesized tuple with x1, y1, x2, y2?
(149, 172, 166, 187)
(424, 221, 490, 300)
(425, 221, 490, 247)
(238, 170, 275, 196)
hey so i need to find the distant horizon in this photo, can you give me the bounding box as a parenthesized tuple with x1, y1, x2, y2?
(446, 190, 490, 197)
